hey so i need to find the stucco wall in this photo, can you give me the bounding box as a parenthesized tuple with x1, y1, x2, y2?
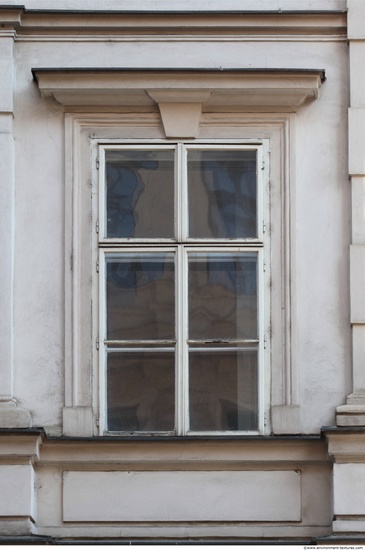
(0, 1, 358, 542)
(7, 9, 350, 434)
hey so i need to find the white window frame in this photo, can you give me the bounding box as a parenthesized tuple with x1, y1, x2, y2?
(61, 111, 296, 438)
(97, 140, 270, 436)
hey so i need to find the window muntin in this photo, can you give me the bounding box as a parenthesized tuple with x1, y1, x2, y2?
(99, 143, 266, 435)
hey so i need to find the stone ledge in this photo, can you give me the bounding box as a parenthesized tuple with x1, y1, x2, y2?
(325, 428, 365, 464)
(0, 403, 32, 429)
(336, 404, 365, 427)
(0, 519, 35, 538)
(32, 68, 325, 112)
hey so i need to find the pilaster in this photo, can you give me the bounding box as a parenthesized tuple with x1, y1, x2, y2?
(325, 429, 365, 537)
(0, 27, 31, 428)
(327, 1, 365, 541)
(336, 0, 365, 426)
(0, 430, 43, 535)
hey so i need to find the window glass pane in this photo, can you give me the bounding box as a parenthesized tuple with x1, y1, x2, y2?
(188, 253, 257, 340)
(187, 149, 257, 239)
(106, 254, 175, 340)
(105, 149, 175, 238)
(107, 351, 175, 432)
(189, 349, 258, 431)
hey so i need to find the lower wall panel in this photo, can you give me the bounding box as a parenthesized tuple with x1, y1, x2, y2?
(63, 470, 301, 523)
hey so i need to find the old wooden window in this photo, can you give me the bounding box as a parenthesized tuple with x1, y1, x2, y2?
(98, 143, 268, 435)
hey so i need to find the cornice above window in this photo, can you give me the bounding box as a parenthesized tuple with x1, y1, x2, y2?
(32, 68, 325, 138)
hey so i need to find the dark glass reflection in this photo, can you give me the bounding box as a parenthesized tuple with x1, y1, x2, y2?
(188, 149, 257, 239)
(106, 149, 174, 238)
(189, 350, 258, 431)
(107, 352, 175, 431)
(106, 254, 175, 340)
(189, 253, 257, 340)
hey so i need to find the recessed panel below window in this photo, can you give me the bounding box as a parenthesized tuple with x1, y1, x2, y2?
(189, 349, 258, 432)
(107, 351, 175, 432)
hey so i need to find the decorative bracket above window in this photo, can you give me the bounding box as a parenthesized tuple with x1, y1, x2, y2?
(32, 68, 325, 138)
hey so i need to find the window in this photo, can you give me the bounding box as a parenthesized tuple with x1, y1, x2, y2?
(32, 68, 323, 437)
(98, 143, 268, 435)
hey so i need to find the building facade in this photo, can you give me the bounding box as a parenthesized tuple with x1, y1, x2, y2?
(0, 0, 364, 543)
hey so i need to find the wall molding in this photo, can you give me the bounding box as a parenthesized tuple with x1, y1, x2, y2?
(33, 68, 324, 117)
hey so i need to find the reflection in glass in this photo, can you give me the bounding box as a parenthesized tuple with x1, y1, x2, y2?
(189, 349, 258, 431)
(188, 253, 257, 340)
(107, 351, 175, 431)
(105, 149, 174, 238)
(188, 149, 257, 239)
(106, 254, 175, 340)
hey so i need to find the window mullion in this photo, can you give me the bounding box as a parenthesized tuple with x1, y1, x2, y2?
(257, 247, 266, 434)
(98, 248, 107, 435)
(179, 144, 188, 242)
(176, 144, 189, 435)
(176, 245, 188, 435)
(98, 147, 106, 240)
(256, 145, 264, 243)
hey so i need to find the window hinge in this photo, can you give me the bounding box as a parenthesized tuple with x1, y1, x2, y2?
(261, 159, 265, 171)
(96, 337, 99, 350)
(263, 222, 266, 234)
(264, 412, 268, 426)
(263, 262, 266, 272)
(96, 259, 99, 273)
(264, 338, 267, 349)
(96, 414, 99, 428)
(96, 219, 99, 234)
(96, 157, 100, 170)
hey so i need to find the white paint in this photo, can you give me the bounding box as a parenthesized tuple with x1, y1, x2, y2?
(352, 326, 365, 392)
(63, 470, 301, 522)
(349, 108, 365, 176)
(348, 0, 365, 40)
(0, 35, 14, 113)
(336, 0, 365, 430)
(8, 32, 350, 432)
(0, 465, 34, 518)
(349, 43, 365, 109)
(271, 405, 301, 434)
(0, 33, 15, 406)
(334, 463, 365, 515)
(0, 0, 347, 11)
(62, 406, 93, 436)
(0, 130, 14, 402)
(157, 102, 203, 138)
(352, 177, 365, 244)
(350, 245, 365, 324)
(0, 0, 356, 539)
